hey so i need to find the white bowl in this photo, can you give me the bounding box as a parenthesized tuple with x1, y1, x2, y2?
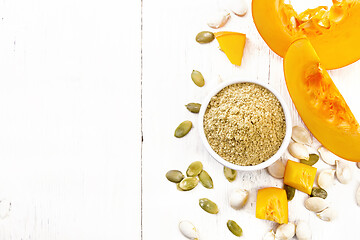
(198, 79, 292, 171)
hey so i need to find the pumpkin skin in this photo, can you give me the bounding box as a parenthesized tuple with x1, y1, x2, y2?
(252, 0, 360, 69)
(284, 38, 360, 162)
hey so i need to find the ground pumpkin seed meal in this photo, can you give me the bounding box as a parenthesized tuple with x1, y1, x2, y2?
(203, 83, 286, 166)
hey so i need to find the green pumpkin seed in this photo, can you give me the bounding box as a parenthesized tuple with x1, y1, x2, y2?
(310, 187, 327, 199)
(166, 170, 184, 183)
(176, 183, 184, 191)
(227, 220, 243, 237)
(196, 31, 215, 43)
(199, 198, 219, 214)
(174, 121, 192, 138)
(284, 184, 295, 201)
(185, 103, 201, 113)
(199, 170, 213, 189)
(224, 166, 237, 182)
(186, 161, 203, 177)
(191, 70, 205, 87)
(179, 177, 199, 191)
(300, 153, 319, 166)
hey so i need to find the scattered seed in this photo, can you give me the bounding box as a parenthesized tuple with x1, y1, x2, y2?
(191, 70, 205, 87)
(179, 220, 199, 239)
(316, 207, 337, 221)
(228, 0, 248, 16)
(267, 159, 285, 178)
(230, 189, 249, 209)
(291, 126, 312, 145)
(295, 221, 312, 240)
(196, 31, 215, 43)
(288, 142, 309, 160)
(199, 198, 219, 214)
(176, 183, 184, 191)
(174, 121, 192, 138)
(207, 10, 230, 29)
(300, 153, 319, 166)
(304, 197, 329, 213)
(335, 160, 352, 184)
(310, 187, 327, 199)
(166, 170, 184, 183)
(284, 185, 295, 201)
(199, 170, 213, 189)
(317, 169, 335, 189)
(185, 103, 201, 113)
(318, 146, 336, 165)
(227, 220, 243, 237)
(224, 166, 237, 182)
(275, 223, 295, 240)
(179, 177, 199, 191)
(186, 161, 203, 177)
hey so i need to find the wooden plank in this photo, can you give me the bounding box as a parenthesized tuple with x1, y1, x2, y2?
(142, 0, 360, 239)
(0, 0, 141, 239)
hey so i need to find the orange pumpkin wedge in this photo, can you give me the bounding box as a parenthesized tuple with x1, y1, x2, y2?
(284, 38, 360, 162)
(256, 187, 288, 224)
(214, 32, 246, 66)
(252, 0, 360, 69)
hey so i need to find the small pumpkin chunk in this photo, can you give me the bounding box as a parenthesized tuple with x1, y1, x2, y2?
(214, 31, 246, 66)
(284, 160, 317, 195)
(256, 187, 288, 224)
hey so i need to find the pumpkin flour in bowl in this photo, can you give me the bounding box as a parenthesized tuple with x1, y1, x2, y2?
(203, 82, 286, 166)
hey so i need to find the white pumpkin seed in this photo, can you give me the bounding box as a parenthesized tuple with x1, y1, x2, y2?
(179, 220, 199, 240)
(356, 185, 360, 206)
(288, 142, 309, 160)
(316, 207, 337, 221)
(318, 146, 337, 165)
(229, 189, 249, 210)
(357, 162, 360, 168)
(296, 221, 311, 240)
(228, 0, 248, 16)
(317, 169, 335, 189)
(207, 10, 230, 29)
(267, 159, 285, 178)
(335, 160, 352, 184)
(263, 230, 276, 240)
(291, 126, 312, 145)
(304, 197, 329, 213)
(275, 222, 295, 240)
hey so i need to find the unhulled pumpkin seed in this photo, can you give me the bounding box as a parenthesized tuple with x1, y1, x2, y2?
(227, 220, 243, 237)
(174, 121, 192, 138)
(191, 70, 205, 87)
(224, 166, 237, 182)
(196, 31, 215, 43)
(185, 103, 201, 113)
(300, 153, 319, 166)
(310, 187, 327, 199)
(199, 170, 213, 189)
(199, 198, 219, 214)
(284, 185, 295, 201)
(179, 177, 199, 191)
(186, 161, 203, 177)
(166, 170, 184, 183)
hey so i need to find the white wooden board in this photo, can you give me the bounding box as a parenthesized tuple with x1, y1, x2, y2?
(142, 0, 360, 239)
(0, 0, 141, 239)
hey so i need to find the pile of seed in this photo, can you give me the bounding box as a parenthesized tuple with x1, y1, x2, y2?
(203, 83, 286, 166)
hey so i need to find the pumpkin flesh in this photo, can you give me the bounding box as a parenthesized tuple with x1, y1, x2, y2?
(284, 38, 360, 161)
(252, 0, 360, 69)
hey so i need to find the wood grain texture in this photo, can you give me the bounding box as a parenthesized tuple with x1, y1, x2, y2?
(0, 0, 141, 239)
(142, 0, 360, 239)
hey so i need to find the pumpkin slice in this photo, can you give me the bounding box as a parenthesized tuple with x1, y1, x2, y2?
(284, 38, 360, 161)
(214, 32, 246, 66)
(256, 187, 288, 224)
(252, 0, 360, 69)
